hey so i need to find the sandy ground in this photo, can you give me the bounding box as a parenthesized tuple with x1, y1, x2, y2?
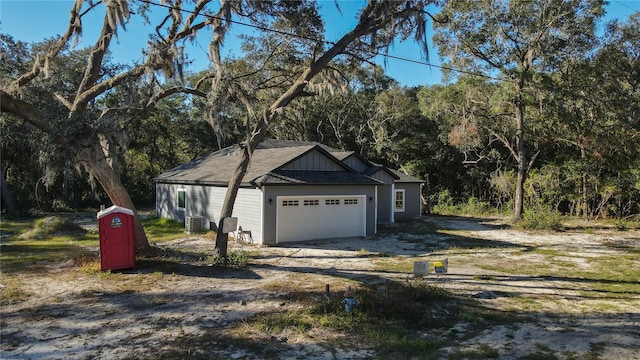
(1, 216, 639, 359)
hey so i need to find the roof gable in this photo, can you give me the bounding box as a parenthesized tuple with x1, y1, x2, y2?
(339, 153, 372, 173)
(155, 142, 366, 186)
(367, 167, 397, 184)
(280, 147, 348, 172)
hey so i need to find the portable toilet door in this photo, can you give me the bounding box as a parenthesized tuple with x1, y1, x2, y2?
(97, 205, 136, 271)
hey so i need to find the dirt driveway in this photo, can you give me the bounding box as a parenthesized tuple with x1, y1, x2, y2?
(1, 216, 639, 359)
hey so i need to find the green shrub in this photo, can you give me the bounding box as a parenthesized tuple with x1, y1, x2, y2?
(520, 210, 564, 231)
(206, 251, 251, 268)
(460, 197, 490, 215)
(614, 220, 635, 231)
(433, 190, 456, 214)
(432, 193, 491, 216)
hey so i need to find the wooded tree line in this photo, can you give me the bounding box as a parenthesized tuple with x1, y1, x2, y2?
(1, 1, 639, 250)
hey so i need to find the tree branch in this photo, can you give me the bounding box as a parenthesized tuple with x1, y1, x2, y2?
(1, 90, 53, 133)
(10, 0, 84, 92)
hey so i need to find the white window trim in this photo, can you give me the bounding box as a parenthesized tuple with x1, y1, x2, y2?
(395, 189, 405, 212)
(177, 189, 187, 211)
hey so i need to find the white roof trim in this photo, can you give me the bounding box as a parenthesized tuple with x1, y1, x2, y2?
(97, 205, 135, 219)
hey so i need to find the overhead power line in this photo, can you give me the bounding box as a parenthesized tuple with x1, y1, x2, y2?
(613, 0, 638, 13)
(133, 0, 505, 83)
(131, 0, 637, 106)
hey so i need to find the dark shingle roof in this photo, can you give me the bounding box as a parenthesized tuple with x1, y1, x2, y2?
(258, 139, 339, 153)
(155, 139, 421, 186)
(390, 169, 425, 183)
(155, 141, 379, 186)
(330, 151, 355, 161)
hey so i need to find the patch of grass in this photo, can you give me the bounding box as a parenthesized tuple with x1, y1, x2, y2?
(373, 257, 414, 273)
(143, 295, 175, 306)
(0, 274, 31, 303)
(602, 239, 640, 253)
(373, 331, 441, 358)
(513, 296, 543, 311)
(141, 217, 189, 243)
(204, 251, 252, 268)
(481, 251, 640, 301)
(591, 302, 620, 312)
(447, 343, 499, 359)
(258, 311, 313, 333)
(584, 342, 605, 360)
(519, 352, 558, 360)
(473, 275, 497, 281)
(517, 247, 562, 257)
(0, 215, 100, 273)
(246, 281, 459, 358)
(518, 343, 558, 360)
(479, 260, 550, 276)
(377, 219, 441, 237)
(457, 311, 484, 323)
(0, 219, 33, 238)
(0, 238, 98, 273)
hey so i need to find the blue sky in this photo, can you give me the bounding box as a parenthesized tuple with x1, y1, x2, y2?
(1, 0, 638, 87)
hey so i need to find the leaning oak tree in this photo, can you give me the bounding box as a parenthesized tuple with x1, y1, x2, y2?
(432, 0, 605, 219)
(1, 0, 219, 253)
(207, 0, 441, 257)
(0, 0, 306, 253)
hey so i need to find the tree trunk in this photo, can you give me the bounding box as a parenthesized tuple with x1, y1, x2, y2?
(214, 122, 269, 257)
(79, 137, 151, 254)
(580, 147, 589, 220)
(513, 86, 527, 220)
(214, 146, 251, 256)
(0, 169, 17, 214)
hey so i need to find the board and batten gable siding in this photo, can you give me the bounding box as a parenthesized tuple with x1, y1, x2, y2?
(155, 183, 264, 243)
(369, 169, 395, 184)
(261, 184, 377, 245)
(341, 154, 370, 173)
(394, 182, 422, 219)
(281, 149, 344, 171)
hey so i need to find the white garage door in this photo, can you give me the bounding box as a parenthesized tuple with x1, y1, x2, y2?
(276, 195, 366, 243)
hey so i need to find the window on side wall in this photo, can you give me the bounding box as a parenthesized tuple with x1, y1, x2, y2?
(395, 189, 405, 212)
(177, 189, 186, 210)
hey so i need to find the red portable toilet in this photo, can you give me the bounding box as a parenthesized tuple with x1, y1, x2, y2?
(97, 205, 136, 271)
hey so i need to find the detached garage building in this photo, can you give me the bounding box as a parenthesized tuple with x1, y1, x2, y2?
(155, 140, 423, 245)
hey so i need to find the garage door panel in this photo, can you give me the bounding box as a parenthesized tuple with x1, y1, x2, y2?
(277, 196, 365, 243)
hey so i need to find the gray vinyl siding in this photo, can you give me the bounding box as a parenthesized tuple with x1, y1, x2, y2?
(262, 185, 377, 245)
(369, 170, 395, 224)
(394, 183, 422, 219)
(377, 184, 393, 223)
(281, 149, 344, 171)
(156, 183, 185, 221)
(206, 187, 263, 243)
(155, 183, 264, 243)
(342, 155, 370, 173)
